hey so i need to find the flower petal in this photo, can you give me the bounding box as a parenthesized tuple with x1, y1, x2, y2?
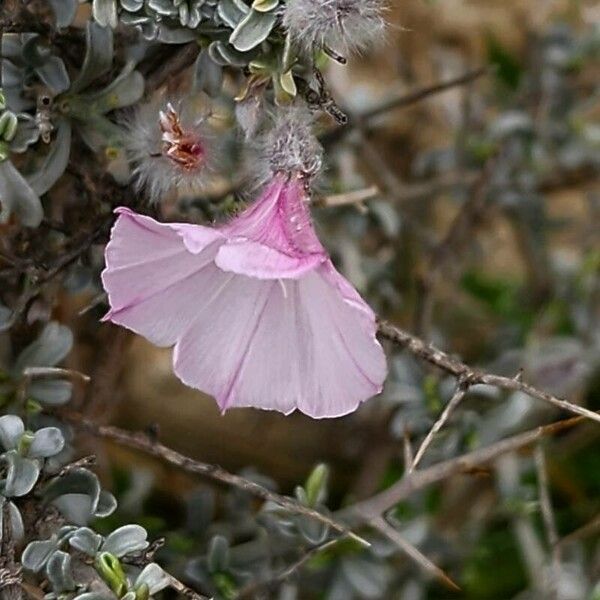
(102, 208, 224, 346)
(215, 239, 324, 279)
(173, 264, 386, 418)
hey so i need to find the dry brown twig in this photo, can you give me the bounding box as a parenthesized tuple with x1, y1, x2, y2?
(343, 415, 587, 524)
(167, 574, 211, 600)
(377, 319, 600, 425)
(370, 516, 460, 591)
(59, 411, 371, 548)
(409, 378, 469, 472)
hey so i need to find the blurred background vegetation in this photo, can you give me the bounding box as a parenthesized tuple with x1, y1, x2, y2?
(1, 0, 599, 598)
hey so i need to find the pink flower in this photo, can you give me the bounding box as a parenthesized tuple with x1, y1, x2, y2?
(101, 174, 387, 418)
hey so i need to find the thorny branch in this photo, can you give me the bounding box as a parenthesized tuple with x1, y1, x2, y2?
(167, 575, 211, 600)
(343, 414, 588, 523)
(377, 318, 600, 424)
(58, 411, 371, 548)
(370, 516, 460, 591)
(409, 378, 469, 472)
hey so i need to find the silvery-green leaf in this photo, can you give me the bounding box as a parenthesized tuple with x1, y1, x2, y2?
(148, 0, 178, 16)
(43, 468, 101, 516)
(95, 490, 118, 517)
(21, 538, 59, 572)
(22, 35, 52, 68)
(215, 42, 254, 67)
(120, 12, 152, 25)
(0, 497, 25, 544)
(29, 427, 65, 458)
(121, 0, 144, 10)
(156, 26, 198, 44)
(207, 535, 230, 573)
(296, 513, 329, 544)
(53, 494, 97, 526)
(229, 9, 276, 52)
(27, 119, 72, 196)
(0, 415, 24, 451)
(252, 0, 278, 12)
(49, 0, 78, 27)
(121, 593, 136, 600)
(1, 34, 22, 62)
(74, 594, 112, 600)
(14, 321, 73, 372)
(81, 67, 144, 113)
(1, 61, 34, 111)
(57, 525, 78, 542)
(217, 0, 249, 27)
(69, 527, 103, 556)
(102, 524, 149, 557)
(71, 22, 114, 94)
(29, 379, 73, 406)
(47, 551, 75, 593)
(0, 160, 43, 227)
(2, 451, 40, 497)
(93, 0, 118, 28)
(209, 41, 251, 67)
(135, 563, 170, 595)
(193, 49, 223, 96)
(10, 114, 40, 153)
(36, 56, 70, 94)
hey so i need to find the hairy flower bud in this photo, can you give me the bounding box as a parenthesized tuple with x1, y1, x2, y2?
(251, 105, 323, 186)
(283, 0, 386, 59)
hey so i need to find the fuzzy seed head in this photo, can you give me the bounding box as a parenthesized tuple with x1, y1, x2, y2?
(254, 105, 323, 184)
(124, 95, 217, 203)
(283, 0, 386, 57)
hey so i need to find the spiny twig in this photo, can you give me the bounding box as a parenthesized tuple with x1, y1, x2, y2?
(410, 378, 469, 472)
(167, 574, 211, 600)
(343, 414, 588, 523)
(370, 516, 460, 591)
(377, 319, 600, 425)
(60, 412, 370, 548)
